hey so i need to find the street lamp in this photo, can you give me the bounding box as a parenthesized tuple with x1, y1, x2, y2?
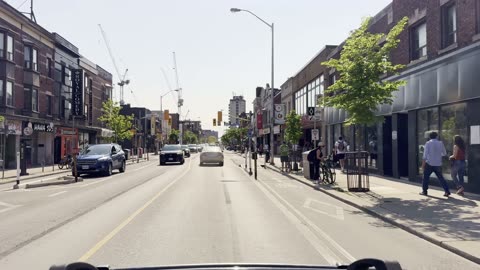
(231, 7, 275, 165)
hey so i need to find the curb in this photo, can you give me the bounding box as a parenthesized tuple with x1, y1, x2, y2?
(24, 176, 84, 189)
(264, 163, 480, 265)
(0, 169, 70, 186)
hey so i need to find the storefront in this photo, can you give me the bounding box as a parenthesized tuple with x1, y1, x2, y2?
(21, 121, 55, 168)
(55, 127, 78, 163)
(0, 119, 22, 169)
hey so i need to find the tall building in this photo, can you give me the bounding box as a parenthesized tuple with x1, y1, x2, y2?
(228, 96, 246, 126)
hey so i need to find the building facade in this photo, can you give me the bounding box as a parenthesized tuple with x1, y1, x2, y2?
(320, 0, 480, 191)
(0, 1, 113, 171)
(228, 95, 246, 126)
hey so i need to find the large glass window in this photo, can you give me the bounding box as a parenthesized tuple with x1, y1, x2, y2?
(63, 66, 71, 86)
(343, 124, 353, 151)
(6, 81, 13, 106)
(354, 125, 366, 151)
(24, 46, 31, 69)
(417, 108, 439, 174)
(366, 124, 378, 169)
(6, 36, 13, 61)
(440, 103, 467, 181)
(442, 4, 457, 48)
(411, 23, 427, 60)
(32, 48, 38, 71)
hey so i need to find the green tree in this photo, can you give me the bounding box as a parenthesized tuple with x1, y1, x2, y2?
(284, 110, 302, 146)
(98, 100, 134, 143)
(168, 129, 180, 144)
(183, 130, 198, 144)
(321, 16, 408, 125)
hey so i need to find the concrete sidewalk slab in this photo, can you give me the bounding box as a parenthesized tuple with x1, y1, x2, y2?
(265, 156, 480, 265)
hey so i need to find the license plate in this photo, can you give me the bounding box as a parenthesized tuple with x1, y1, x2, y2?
(82, 165, 89, 170)
(168, 158, 173, 161)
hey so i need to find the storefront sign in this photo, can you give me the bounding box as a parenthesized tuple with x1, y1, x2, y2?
(471, 125, 480, 145)
(71, 69, 84, 116)
(57, 127, 78, 136)
(263, 128, 270, 135)
(273, 125, 281, 134)
(32, 122, 54, 133)
(0, 120, 22, 135)
(257, 111, 263, 129)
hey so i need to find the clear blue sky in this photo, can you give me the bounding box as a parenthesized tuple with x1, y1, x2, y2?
(9, 0, 390, 131)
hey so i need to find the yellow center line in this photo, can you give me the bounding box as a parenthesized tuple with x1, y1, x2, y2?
(78, 158, 192, 261)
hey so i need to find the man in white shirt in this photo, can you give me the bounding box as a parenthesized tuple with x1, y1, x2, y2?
(420, 132, 451, 197)
(335, 136, 348, 171)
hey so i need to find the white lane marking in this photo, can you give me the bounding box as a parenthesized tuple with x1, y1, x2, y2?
(303, 198, 345, 221)
(236, 165, 355, 264)
(48, 191, 68, 197)
(0, 201, 22, 213)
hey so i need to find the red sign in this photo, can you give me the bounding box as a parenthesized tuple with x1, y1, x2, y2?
(256, 111, 263, 129)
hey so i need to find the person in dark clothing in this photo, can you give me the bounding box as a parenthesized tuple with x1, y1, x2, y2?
(314, 142, 325, 183)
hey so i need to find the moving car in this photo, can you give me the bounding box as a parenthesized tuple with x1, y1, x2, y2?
(181, 145, 191, 157)
(75, 144, 126, 176)
(160, 144, 185, 165)
(200, 146, 224, 166)
(188, 144, 198, 153)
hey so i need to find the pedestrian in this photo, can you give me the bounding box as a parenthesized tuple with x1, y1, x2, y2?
(449, 135, 466, 196)
(280, 141, 289, 172)
(369, 136, 378, 167)
(335, 136, 348, 172)
(314, 142, 325, 185)
(264, 144, 270, 163)
(420, 132, 451, 197)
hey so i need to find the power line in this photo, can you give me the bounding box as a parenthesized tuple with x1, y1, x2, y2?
(16, 0, 28, 9)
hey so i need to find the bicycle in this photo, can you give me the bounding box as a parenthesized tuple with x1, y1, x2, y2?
(320, 155, 336, 184)
(58, 155, 73, 170)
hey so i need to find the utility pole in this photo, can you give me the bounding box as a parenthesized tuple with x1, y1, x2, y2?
(173, 52, 183, 144)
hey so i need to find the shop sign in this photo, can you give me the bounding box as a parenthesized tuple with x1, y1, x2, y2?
(71, 69, 84, 116)
(32, 122, 54, 133)
(263, 128, 270, 135)
(0, 120, 22, 135)
(256, 110, 263, 129)
(273, 125, 281, 134)
(58, 128, 78, 136)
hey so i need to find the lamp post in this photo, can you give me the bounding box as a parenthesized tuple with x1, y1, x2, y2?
(231, 7, 275, 165)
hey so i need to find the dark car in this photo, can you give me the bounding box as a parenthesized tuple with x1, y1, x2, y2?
(181, 145, 191, 157)
(160, 144, 185, 165)
(75, 144, 126, 176)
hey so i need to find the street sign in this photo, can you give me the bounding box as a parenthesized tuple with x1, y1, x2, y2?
(311, 129, 320, 140)
(307, 107, 315, 116)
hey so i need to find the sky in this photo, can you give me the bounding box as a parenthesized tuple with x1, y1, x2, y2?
(8, 0, 391, 133)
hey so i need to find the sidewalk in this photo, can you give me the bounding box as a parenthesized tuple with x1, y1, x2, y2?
(0, 153, 156, 185)
(266, 155, 480, 264)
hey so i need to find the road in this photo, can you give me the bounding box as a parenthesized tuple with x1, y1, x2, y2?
(0, 152, 477, 270)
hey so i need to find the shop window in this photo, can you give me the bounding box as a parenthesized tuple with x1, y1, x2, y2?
(442, 4, 457, 48)
(411, 22, 427, 60)
(354, 125, 366, 151)
(366, 125, 378, 169)
(417, 108, 439, 174)
(440, 103, 467, 181)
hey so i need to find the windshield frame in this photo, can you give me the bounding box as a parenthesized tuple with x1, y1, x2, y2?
(162, 145, 181, 151)
(80, 145, 112, 156)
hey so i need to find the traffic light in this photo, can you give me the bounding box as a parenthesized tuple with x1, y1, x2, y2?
(164, 110, 169, 120)
(217, 111, 222, 126)
(168, 117, 172, 126)
(213, 118, 216, 126)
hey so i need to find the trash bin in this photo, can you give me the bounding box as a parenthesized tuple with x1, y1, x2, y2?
(302, 151, 312, 179)
(345, 151, 370, 192)
(124, 149, 131, 160)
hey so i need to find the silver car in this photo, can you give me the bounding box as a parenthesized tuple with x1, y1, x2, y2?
(200, 146, 224, 166)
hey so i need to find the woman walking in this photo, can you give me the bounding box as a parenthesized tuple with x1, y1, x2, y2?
(450, 135, 466, 196)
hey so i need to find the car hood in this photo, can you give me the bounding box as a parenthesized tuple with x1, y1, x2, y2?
(77, 154, 109, 160)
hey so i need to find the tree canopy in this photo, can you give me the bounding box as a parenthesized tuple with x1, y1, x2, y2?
(322, 16, 408, 125)
(183, 130, 198, 144)
(168, 129, 180, 144)
(98, 100, 134, 143)
(284, 110, 303, 146)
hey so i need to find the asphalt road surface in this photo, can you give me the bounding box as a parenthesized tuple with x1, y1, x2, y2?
(0, 152, 478, 270)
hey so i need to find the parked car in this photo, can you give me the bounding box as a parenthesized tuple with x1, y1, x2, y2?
(160, 144, 185, 165)
(188, 144, 198, 153)
(197, 145, 203, 152)
(181, 145, 191, 157)
(75, 144, 126, 176)
(200, 146, 224, 166)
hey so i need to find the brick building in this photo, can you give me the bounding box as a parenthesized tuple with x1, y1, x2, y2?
(283, 0, 480, 191)
(0, 1, 113, 171)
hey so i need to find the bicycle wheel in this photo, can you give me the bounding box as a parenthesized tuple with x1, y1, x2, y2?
(328, 168, 336, 184)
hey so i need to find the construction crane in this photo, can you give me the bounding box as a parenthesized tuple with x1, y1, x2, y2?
(98, 24, 130, 105)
